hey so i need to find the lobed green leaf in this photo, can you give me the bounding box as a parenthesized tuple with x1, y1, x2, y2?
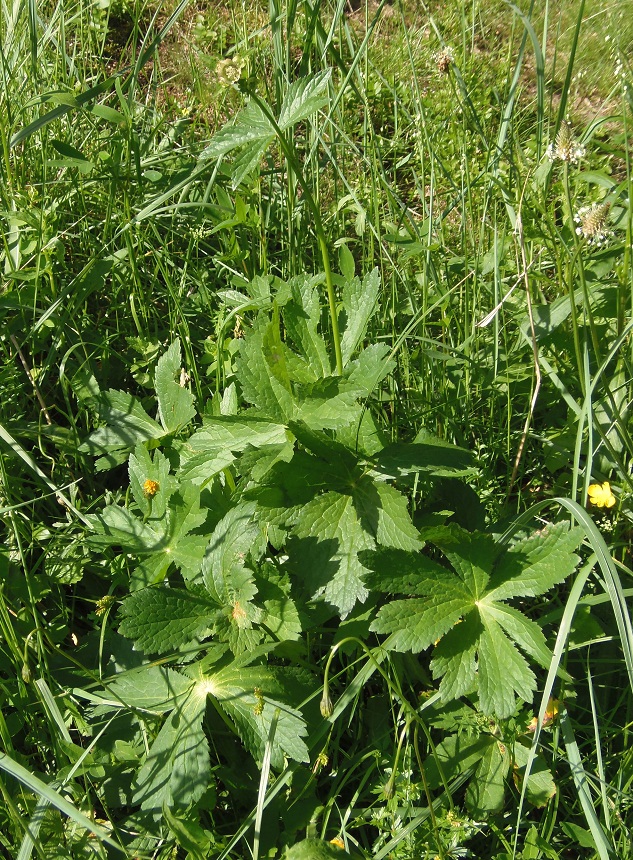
(118, 586, 218, 654)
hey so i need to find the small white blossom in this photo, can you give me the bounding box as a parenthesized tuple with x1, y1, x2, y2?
(546, 121, 585, 164)
(574, 202, 612, 246)
(216, 56, 245, 86)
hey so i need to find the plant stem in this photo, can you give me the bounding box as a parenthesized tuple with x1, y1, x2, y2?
(248, 90, 344, 375)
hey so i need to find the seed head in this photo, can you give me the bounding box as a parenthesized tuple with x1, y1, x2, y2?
(434, 47, 454, 74)
(546, 121, 585, 164)
(96, 594, 116, 616)
(252, 687, 265, 716)
(574, 202, 612, 246)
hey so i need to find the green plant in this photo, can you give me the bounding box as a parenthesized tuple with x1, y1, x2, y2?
(76, 274, 600, 857)
(363, 521, 582, 719)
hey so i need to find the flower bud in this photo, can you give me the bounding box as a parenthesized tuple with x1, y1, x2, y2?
(320, 692, 333, 718)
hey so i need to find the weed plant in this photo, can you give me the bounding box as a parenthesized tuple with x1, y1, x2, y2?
(0, 0, 632, 858)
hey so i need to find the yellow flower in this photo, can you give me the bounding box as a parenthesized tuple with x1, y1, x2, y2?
(587, 481, 616, 508)
(527, 697, 560, 733)
(143, 479, 160, 498)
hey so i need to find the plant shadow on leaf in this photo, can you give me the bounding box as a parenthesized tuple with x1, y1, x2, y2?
(285, 534, 342, 606)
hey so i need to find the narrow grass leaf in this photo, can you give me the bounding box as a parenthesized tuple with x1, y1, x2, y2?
(0, 752, 124, 853)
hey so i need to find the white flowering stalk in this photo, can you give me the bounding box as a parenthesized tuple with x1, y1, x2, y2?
(574, 201, 612, 247)
(546, 121, 585, 164)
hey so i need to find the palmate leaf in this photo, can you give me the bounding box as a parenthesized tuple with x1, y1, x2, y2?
(366, 522, 583, 717)
(207, 665, 310, 768)
(513, 742, 557, 807)
(100, 659, 309, 811)
(236, 306, 394, 433)
(202, 502, 261, 604)
(128, 445, 172, 518)
(284, 276, 331, 378)
(341, 342, 395, 398)
(371, 591, 471, 653)
(429, 612, 481, 701)
(422, 727, 553, 817)
(91, 667, 207, 811)
(256, 564, 302, 641)
(201, 70, 331, 188)
(486, 521, 584, 600)
(339, 268, 381, 364)
(423, 732, 497, 793)
(81, 340, 195, 469)
(80, 388, 164, 469)
(477, 615, 538, 718)
(246, 424, 421, 617)
(294, 378, 362, 430)
(353, 479, 422, 551)
(247, 436, 360, 512)
(372, 434, 475, 480)
(200, 502, 266, 653)
(89, 479, 208, 589)
(201, 98, 274, 161)
(465, 736, 509, 817)
(236, 315, 295, 422)
(87, 504, 162, 553)
(277, 70, 332, 129)
(101, 665, 193, 712)
(132, 686, 209, 810)
(178, 414, 289, 485)
(289, 491, 373, 618)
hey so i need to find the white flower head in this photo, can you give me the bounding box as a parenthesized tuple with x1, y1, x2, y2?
(574, 201, 612, 246)
(216, 56, 245, 87)
(546, 121, 585, 164)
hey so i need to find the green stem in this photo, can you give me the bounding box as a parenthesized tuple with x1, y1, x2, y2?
(248, 90, 344, 375)
(413, 725, 445, 859)
(562, 163, 585, 395)
(321, 636, 418, 722)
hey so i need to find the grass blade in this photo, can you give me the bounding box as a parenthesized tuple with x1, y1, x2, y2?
(0, 752, 125, 854)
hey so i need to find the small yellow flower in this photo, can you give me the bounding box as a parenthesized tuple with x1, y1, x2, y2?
(143, 479, 160, 498)
(527, 698, 560, 733)
(587, 481, 616, 508)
